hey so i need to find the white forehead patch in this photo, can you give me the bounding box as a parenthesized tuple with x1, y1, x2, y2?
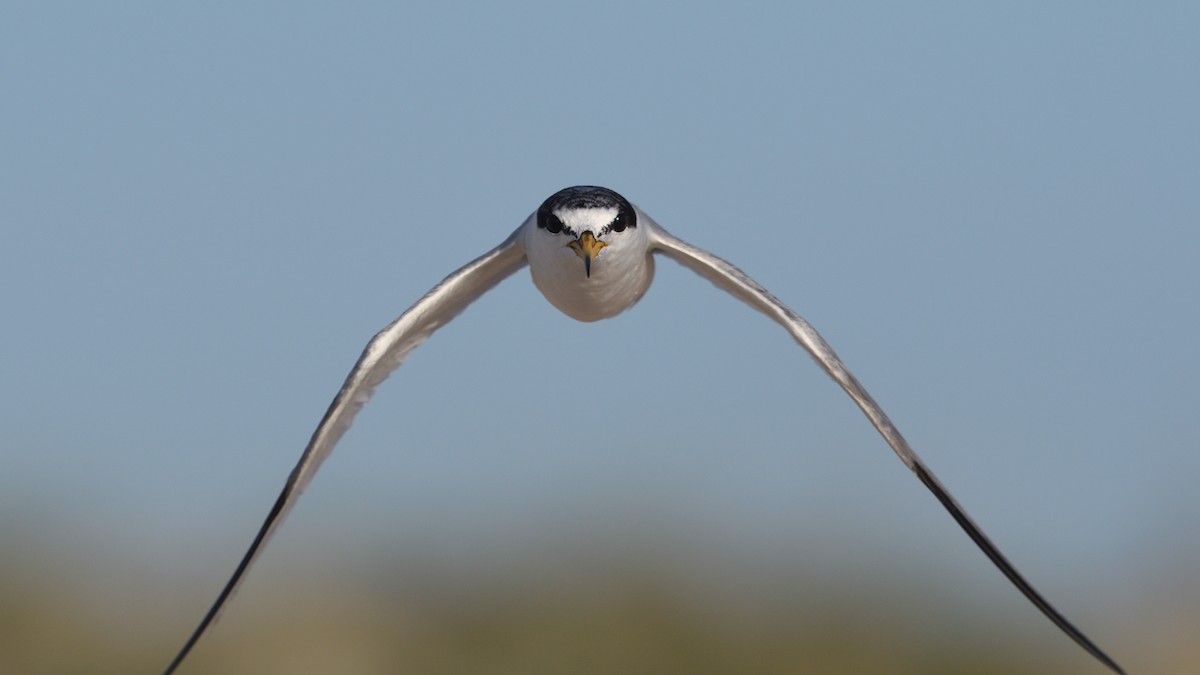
(554, 206, 618, 233)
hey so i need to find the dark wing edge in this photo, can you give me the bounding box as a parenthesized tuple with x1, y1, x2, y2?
(161, 226, 529, 674)
(642, 213, 1125, 675)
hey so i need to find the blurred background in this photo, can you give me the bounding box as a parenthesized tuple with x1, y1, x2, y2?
(2, 3, 1197, 673)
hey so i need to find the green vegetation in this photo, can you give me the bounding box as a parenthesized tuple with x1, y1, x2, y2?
(1, 537, 1166, 675)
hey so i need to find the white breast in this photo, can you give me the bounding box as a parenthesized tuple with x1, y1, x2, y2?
(522, 215, 655, 323)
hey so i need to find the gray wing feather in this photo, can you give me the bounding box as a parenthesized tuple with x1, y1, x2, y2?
(642, 211, 1124, 675)
(163, 225, 529, 674)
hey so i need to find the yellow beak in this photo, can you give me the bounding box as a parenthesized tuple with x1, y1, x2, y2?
(567, 231, 608, 278)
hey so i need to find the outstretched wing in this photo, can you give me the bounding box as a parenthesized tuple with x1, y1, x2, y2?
(163, 225, 529, 674)
(642, 210, 1124, 675)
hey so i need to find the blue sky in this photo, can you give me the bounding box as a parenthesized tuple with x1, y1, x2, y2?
(2, 2, 1197, 667)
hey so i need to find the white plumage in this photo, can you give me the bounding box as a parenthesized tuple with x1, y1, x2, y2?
(163, 186, 1124, 675)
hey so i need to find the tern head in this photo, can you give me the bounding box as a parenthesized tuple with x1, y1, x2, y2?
(524, 186, 655, 323)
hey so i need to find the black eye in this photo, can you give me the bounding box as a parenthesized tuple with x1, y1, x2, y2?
(544, 214, 564, 234)
(610, 207, 635, 233)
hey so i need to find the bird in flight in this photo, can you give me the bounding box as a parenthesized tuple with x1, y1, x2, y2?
(163, 186, 1125, 674)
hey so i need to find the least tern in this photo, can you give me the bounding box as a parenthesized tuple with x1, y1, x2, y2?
(163, 186, 1125, 674)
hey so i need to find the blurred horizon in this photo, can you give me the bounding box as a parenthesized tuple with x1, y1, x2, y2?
(5, 470, 1194, 673)
(7, 503, 1194, 674)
